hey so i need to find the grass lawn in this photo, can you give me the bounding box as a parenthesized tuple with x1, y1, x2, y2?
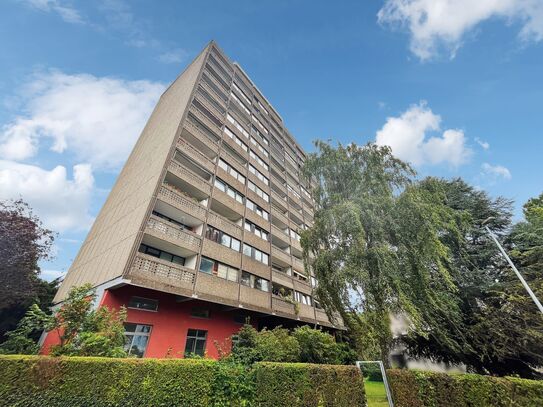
(364, 379, 389, 407)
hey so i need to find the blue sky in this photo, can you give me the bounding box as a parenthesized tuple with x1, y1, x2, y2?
(0, 0, 542, 281)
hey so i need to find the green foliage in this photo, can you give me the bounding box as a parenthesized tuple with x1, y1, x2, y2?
(302, 142, 464, 364)
(0, 355, 364, 407)
(387, 369, 543, 407)
(1, 284, 127, 357)
(360, 362, 384, 382)
(405, 182, 543, 378)
(253, 362, 365, 407)
(230, 324, 355, 366)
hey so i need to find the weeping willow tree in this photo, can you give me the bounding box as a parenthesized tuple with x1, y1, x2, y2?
(301, 141, 467, 364)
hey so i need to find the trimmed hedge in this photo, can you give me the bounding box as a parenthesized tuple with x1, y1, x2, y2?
(254, 362, 366, 407)
(387, 369, 543, 407)
(0, 355, 364, 407)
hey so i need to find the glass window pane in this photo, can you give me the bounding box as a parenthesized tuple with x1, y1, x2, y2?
(217, 264, 228, 279)
(220, 234, 231, 247)
(199, 257, 214, 274)
(231, 239, 240, 252)
(194, 339, 206, 356)
(227, 268, 237, 282)
(184, 337, 195, 355)
(241, 271, 251, 286)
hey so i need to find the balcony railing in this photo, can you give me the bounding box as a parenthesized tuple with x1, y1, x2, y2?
(272, 296, 297, 315)
(207, 210, 243, 240)
(184, 116, 220, 151)
(177, 138, 215, 172)
(271, 246, 291, 264)
(168, 160, 211, 195)
(146, 215, 202, 251)
(129, 253, 196, 288)
(189, 104, 222, 136)
(157, 185, 207, 221)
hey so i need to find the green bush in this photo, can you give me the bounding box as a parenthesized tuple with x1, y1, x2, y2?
(253, 362, 365, 407)
(387, 369, 543, 407)
(0, 355, 364, 407)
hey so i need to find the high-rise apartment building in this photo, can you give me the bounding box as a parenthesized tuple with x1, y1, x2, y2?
(42, 41, 341, 359)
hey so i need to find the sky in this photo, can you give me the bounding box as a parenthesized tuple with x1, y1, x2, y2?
(0, 0, 542, 282)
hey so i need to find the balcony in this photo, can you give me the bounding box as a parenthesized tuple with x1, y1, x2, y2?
(241, 256, 271, 280)
(271, 190, 288, 212)
(207, 210, 243, 240)
(240, 285, 271, 311)
(200, 74, 228, 106)
(315, 309, 331, 325)
(177, 138, 215, 172)
(243, 231, 270, 253)
(208, 53, 232, 85)
(128, 253, 196, 293)
(157, 185, 207, 222)
(292, 256, 304, 271)
(189, 104, 222, 137)
(202, 69, 229, 98)
(183, 116, 220, 155)
(204, 62, 230, 91)
(271, 224, 290, 247)
(195, 89, 225, 120)
(271, 245, 291, 266)
(298, 303, 316, 321)
(201, 239, 241, 267)
(272, 269, 294, 289)
(167, 160, 211, 198)
(222, 132, 249, 160)
(219, 147, 247, 175)
(293, 278, 312, 296)
(211, 189, 245, 219)
(195, 272, 239, 306)
(272, 296, 297, 317)
(145, 215, 202, 254)
(271, 206, 289, 229)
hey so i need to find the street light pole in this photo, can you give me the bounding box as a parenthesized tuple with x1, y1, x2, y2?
(484, 225, 543, 315)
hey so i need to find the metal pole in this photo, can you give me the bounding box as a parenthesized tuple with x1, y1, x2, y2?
(485, 226, 543, 315)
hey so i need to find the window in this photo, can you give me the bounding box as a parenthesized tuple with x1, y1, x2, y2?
(199, 256, 238, 282)
(249, 150, 269, 171)
(242, 243, 269, 265)
(139, 244, 185, 266)
(257, 100, 269, 116)
(127, 296, 158, 312)
(205, 225, 241, 251)
(152, 211, 192, 231)
(249, 164, 269, 185)
(124, 323, 151, 358)
(244, 220, 269, 241)
(241, 271, 270, 292)
(224, 127, 248, 151)
(214, 178, 244, 203)
(248, 181, 269, 202)
(190, 308, 210, 319)
(184, 329, 207, 357)
(295, 291, 312, 306)
(246, 199, 269, 220)
(227, 114, 249, 138)
(218, 159, 246, 184)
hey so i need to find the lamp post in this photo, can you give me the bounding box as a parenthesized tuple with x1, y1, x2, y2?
(482, 217, 543, 315)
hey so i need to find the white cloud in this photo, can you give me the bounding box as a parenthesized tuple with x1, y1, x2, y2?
(375, 101, 471, 166)
(378, 0, 543, 60)
(159, 48, 189, 64)
(0, 160, 94, 232)
(21, 0, 84, 24)
(0, 71, 164, 170)
(481, 162, 512, 180)
(475, 137, 490, 150)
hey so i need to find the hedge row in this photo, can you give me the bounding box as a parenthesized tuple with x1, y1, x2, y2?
(0, 355, 365, 407)
(387, 369, 543, 407)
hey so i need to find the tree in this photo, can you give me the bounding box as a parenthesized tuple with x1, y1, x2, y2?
(292, 325, 357, 364)
(404, 180, 543, 378)
(0, 284, 127, 357)
(0, 200, 55, 312)
(301, 142, 464, 365)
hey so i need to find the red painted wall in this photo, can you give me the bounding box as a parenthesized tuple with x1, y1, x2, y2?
(41, 284, 257, 359)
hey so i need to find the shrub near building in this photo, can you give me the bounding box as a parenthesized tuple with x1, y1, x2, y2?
(0, 355, 365, 407)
